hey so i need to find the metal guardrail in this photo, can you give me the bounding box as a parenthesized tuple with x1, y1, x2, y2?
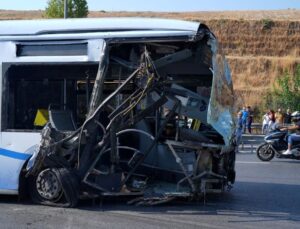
(240, 134, 265, 154)
(250, 123, 262, 134)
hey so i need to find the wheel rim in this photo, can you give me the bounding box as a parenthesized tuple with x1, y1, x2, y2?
(36, 169, 62, 200)
(258, 144, 273, 159)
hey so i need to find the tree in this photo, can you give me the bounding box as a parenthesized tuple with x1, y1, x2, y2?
(265, 64, 300, 111)
(45, 0, 88, 18)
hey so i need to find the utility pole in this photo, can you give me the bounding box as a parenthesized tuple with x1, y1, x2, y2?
(64, 0, 68, 19)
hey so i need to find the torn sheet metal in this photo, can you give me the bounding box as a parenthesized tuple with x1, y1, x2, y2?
(25, 23, 236, 207)
(207, 37, 235, 146)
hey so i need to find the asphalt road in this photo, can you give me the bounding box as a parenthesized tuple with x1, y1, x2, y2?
(0, 154, 299, 229)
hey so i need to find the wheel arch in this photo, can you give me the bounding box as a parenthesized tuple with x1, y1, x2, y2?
(18, 158, 31, 200)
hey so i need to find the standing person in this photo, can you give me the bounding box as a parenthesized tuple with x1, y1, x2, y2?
(268, 109, 277, 132)
(275, 108, 284, 124)
(241, 106, 249, 133)
(246, 106, 253, 134)
(236, 111, 243, 146)
(262, 110, 270, 134)
(284, 108, 292, 124)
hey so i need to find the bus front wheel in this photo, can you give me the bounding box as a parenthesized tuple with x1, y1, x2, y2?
(28, 168, 79, 207)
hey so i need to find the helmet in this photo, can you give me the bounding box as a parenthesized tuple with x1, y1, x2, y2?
(291, 111, 300, 121)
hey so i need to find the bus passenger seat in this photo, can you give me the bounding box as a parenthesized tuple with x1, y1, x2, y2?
(49, 109, 76, 131)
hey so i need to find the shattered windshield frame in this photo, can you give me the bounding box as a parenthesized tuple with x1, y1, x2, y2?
(207, 36, 235, 146)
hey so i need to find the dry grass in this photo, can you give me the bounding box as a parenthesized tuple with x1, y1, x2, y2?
(206, 20, 300, 57)
(1, 9, 300, 21)
(88, 10, 300, 21)
(228, 56, 300, 106)
(1, 9, 300, 108)
(0, 10, 43, 20)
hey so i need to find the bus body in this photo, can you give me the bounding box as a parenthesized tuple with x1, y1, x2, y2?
(0, 18, 236, 206)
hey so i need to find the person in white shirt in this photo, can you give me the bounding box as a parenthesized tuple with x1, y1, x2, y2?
(262, 111, 270, 134)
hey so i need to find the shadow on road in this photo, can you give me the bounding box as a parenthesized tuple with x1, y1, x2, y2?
(0, 181, 299, 224)
(73, 181, 300, 223)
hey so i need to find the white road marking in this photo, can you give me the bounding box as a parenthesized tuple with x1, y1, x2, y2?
(236, 161, 270, 164)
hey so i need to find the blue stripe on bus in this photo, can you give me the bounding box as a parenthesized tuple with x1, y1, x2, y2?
(0, 148, 31, 161)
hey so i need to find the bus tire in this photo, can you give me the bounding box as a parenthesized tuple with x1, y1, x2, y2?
(28, 168, 79, 207)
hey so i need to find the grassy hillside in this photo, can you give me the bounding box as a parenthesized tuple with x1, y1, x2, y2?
(1, 9, 300, 108)
(203, 19, 300, 107)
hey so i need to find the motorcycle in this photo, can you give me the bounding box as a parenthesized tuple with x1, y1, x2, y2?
(256, 130, 300, 161)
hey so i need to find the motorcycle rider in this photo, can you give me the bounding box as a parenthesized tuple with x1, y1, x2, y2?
(281, 111, 300, 155)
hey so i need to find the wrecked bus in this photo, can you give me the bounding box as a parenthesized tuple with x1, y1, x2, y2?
(0, 18, 236, 207)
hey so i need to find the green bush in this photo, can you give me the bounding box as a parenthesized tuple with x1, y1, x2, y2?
(263, 64, 300, 111)
(45, 0, 88, 18)
(261, 18, 275, 30)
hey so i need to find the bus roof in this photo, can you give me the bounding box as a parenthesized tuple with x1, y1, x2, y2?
(0, 18, 201, 36)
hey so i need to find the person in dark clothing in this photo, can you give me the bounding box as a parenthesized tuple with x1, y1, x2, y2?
(284, 108, 292, 124)
(246, 106, 253, 134)
(236, 111, 243, 145)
